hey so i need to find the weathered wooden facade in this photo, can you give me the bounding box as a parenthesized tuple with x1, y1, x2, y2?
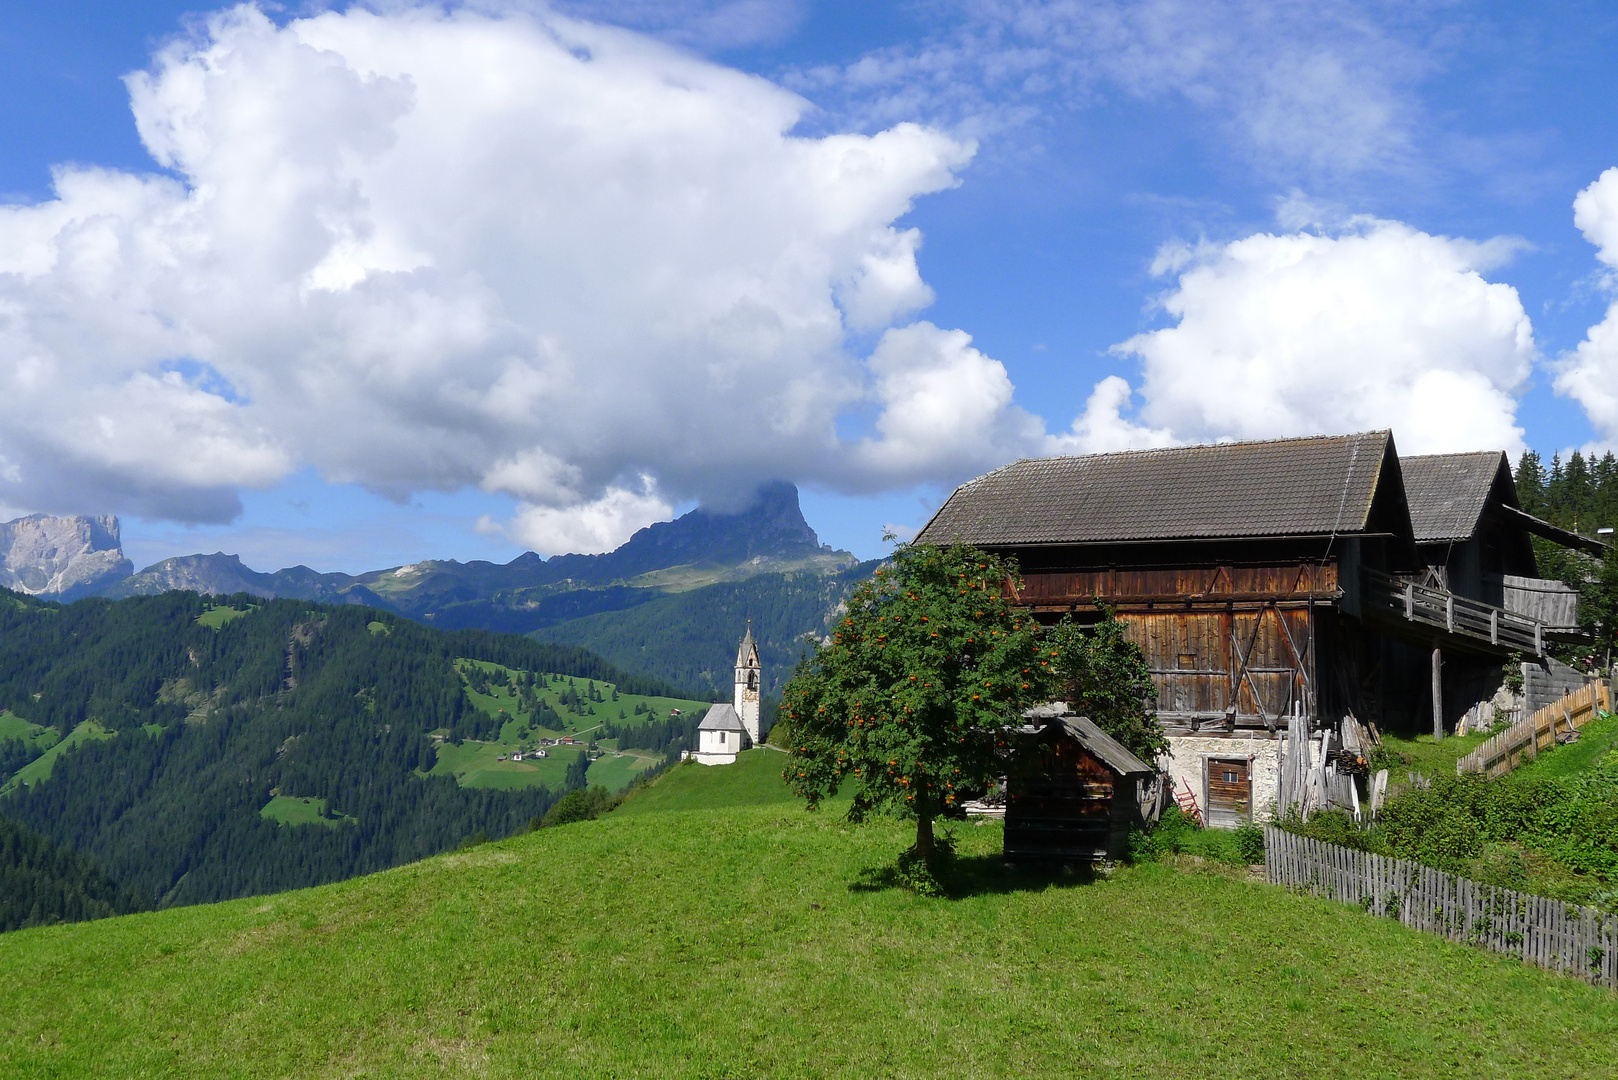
(917, 432, 1600, 825)
(1003, 711, 1156, 862)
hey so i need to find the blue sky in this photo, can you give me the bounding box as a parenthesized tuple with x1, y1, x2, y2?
(3, 1, 1618, 573)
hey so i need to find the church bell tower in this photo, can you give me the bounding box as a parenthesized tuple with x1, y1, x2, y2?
(734, 625, 762, 745)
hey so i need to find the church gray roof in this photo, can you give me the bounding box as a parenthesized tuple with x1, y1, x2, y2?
(697, 703, 747, 731)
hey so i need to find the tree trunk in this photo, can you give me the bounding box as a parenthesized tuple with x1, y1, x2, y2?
(914, 812, 934, 860)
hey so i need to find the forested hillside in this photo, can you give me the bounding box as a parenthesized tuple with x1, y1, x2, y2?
(0, 814, 147, 932)
(531, 561, 880, 697)
(0, 589, 691, 911)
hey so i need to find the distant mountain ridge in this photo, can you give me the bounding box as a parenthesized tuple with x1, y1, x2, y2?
(5, 483, 872, 698)
(101, 481, 852, 614)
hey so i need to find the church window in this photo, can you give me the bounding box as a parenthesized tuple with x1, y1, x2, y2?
(720, 731, 727, 746)
(747, 670, 758, 691)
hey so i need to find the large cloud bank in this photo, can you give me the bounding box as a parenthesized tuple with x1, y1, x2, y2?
(0, 2, 1559, 554)
(0, 3, 1052, 549)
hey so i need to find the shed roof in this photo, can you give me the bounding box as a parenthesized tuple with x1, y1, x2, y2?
(697, 703, 746, 731)
(1022, 708, 1154, 775)
(915, 432, 1395, 547)
(1400, 451, 1511, 543)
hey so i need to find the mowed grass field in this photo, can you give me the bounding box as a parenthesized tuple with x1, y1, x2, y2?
(3, 751, 1616, 1078)
(429, 660, 713, 793)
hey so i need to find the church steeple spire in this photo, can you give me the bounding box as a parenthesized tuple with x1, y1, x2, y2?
(734, 623, 762, 744)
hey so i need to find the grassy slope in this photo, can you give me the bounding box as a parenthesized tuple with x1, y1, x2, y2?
(0, 712, 59, 748)
(1512, 712, 1618, 781)
(3, 752, 1617, 1077)
(0, 721, 114, 795)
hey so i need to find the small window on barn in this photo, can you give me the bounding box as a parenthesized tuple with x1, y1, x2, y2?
(1177, 653, 1197, 670)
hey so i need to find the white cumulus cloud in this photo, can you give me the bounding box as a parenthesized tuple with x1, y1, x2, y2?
(0, 2, 1064, 551)
(1112, 217, 1535, 455)
(1558, 168, 1618, 449)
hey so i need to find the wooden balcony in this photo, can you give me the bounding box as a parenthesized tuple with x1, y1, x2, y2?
(1361, 568, 1546, 655)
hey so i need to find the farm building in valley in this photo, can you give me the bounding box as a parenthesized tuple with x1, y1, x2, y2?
(916, 431, 1602, 825)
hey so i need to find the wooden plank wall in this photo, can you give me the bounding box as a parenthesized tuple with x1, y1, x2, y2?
(1021, 563, 1336, 604)
(1265, 827, 1618, 991)
(1455, 680, 1612, 778)
(1130, 607, 1312, 723)
(1017, 564, 1325, 726)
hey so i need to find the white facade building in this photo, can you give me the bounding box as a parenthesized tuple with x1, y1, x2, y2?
(692, 629, 768, 765)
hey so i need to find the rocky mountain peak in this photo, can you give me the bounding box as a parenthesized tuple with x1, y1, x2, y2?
(0, 514, 134, 600)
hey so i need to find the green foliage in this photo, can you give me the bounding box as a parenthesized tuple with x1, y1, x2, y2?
(1135, 805, 1262, 866)
(1047, 609, 1166, 761)
(1514, 447, 1616, 669)
(0, 814, 148, 932)
(539, 785, 623, 828)
(1285, 723, 1618, 906)
(0, 587, 699, 908)
(532, 562, 880, 698)
(781, 544, 1055, 857)
(0, 740, 42, 786)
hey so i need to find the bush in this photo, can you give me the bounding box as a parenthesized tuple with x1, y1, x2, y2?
(1138, 806, 1262, 866)
(540, 786, 622, 828)
(1233, 825, 1265, 865)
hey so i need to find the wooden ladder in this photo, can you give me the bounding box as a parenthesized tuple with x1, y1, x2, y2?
(1173, 782, 1203, 827)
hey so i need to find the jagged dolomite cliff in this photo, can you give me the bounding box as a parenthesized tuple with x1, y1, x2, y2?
(0, 514, 134, 600)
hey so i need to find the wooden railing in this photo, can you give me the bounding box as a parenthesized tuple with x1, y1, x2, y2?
(1361, 567, 1544, 653)
(1456, 681, 1612, 778)
(1265, 826, 1618, 991)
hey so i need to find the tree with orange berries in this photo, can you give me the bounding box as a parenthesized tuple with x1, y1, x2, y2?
(779, 542, 1055, 863)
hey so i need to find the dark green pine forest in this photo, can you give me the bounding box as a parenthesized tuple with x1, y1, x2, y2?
(1513, 448, 1618, 536)
(531, 561, 880, 698)
(0, 589, 692, 916)
(1514, 450, 1618, 661)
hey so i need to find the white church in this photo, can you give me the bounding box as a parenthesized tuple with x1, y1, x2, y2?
(692, 629, 766, 765)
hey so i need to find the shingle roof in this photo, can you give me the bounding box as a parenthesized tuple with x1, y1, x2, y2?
(1024, 712, 1154, 775)
(915, 432, 1394, 547)
(697, 703, 746, 731)
(1400, 451, 1510, 543)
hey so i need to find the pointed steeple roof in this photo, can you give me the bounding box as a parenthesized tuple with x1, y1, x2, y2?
(736, 623, 757, 667)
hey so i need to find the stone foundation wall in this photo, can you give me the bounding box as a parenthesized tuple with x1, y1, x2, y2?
(1162, 734, 1283, 826)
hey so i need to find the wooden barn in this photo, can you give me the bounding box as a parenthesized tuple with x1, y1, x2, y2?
(1003, 709, 1156, 862)
(917, 432, 1600, 825)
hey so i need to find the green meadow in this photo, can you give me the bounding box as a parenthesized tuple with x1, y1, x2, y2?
(428, 660, 713, 792)
(0, 720, 113, 795)
(2, 749, 1614, 1078)
(194, 604, 250, 629)
(260, 795, 352, 828)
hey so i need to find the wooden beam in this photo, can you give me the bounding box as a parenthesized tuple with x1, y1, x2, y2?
(1431, 645, 1444, 741)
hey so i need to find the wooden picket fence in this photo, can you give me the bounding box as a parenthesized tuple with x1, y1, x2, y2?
(1265, 826, 1618, 990)
(1455, 680, 1611, 779)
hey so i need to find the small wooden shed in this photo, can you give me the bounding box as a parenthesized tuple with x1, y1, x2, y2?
(1003, 713, 1157, 863)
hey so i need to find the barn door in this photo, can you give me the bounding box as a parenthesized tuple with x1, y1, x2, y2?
(1204, 757, 1252, 828)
